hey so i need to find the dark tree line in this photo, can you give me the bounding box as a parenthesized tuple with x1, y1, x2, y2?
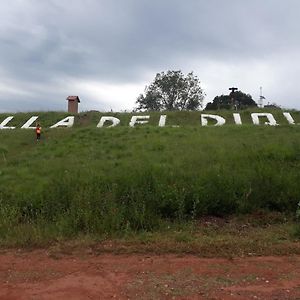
(136, 70, 258, 111)
(205, 91, 257, 110)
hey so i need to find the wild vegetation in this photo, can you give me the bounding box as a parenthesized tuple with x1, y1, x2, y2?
(135, 70, 205, 111)
(0, 110, 300, 249)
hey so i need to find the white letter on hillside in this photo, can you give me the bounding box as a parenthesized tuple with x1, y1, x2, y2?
(21, 116, 39, 129)
(50, 116, 75, 128)
(283, 112, 296, 125)
(158, 115, 167, 127)
(251, 113, 278, 126)
(97, 117, 120, 128)
(129, 116, 150, 127)
(0, 116, 15, 129)
(201, 114, 226, 126)
(233, 113, 242, 125)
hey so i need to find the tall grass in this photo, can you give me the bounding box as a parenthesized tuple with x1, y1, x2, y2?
(1, 111, 300, 243)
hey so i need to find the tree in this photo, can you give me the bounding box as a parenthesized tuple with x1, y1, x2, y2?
(135, 70, 205, 111)
(205, 91, 257, 110)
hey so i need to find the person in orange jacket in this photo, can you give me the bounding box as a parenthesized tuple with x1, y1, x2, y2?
(36, 123, 41, 141)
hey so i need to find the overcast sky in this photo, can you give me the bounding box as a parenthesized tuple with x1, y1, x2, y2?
(0, 0, 300, 112)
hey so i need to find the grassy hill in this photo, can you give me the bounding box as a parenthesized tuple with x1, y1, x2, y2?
(1, 110, 300, 248)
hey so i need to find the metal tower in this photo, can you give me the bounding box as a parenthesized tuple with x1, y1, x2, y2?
(259, 87, 265, 108)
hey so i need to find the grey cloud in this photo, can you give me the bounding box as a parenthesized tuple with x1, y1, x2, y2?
(0, 0, 300, 111)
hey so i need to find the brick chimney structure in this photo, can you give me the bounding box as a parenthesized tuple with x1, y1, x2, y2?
(67, 96, 80, 114)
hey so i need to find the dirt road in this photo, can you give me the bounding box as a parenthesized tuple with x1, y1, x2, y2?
(0, 250, 300, 299)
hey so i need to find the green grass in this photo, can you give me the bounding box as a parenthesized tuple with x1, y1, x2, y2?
(0, 110, 300, 247)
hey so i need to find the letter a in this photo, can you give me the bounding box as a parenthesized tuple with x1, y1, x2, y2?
(50, 116, 75, 128)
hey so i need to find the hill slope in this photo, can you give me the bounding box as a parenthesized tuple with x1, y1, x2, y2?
(0, 111, 300, 245)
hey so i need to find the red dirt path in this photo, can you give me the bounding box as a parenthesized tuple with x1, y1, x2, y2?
(0, 250, 300, 299)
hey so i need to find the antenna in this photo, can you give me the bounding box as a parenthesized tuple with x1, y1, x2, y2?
(259, 86, 265, 108)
